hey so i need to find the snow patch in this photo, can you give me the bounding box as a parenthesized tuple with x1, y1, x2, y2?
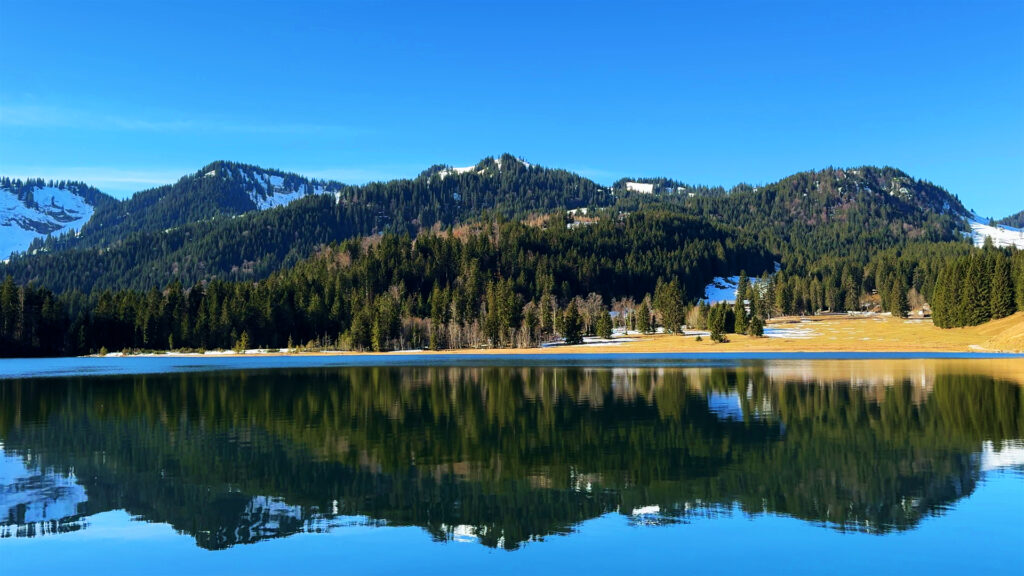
(0, 185, 96, 258)
(0, 446, 87, 527)
(702, 274, 774, 304)
(625, 182, 655, 194)
(238, 169, 331, 210)
(968, 216, 1024, 249)
(763, 326, 817, 339)
(703, 276, 741, 304)
(981, 440, 1024, 471)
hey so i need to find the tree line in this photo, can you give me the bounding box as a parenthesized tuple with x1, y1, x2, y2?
(1, 211, 774, 356)
(3, 232, 1021, 358)
(931, 243, 1024, 328)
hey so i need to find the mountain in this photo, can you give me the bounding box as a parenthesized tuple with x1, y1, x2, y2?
(0, 158, 1005, 296)
(35, 161, 345, 254)
(2, 158, 1022, 357)
(612, 166, 971, 273)
(0, 155, 610, 293)
(0, 178, 116, 260)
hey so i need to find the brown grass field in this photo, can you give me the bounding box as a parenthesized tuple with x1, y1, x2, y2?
(124, 313, 1024, 384)
(401, 312, 1024, 355)
(144, 313, 1024, 368)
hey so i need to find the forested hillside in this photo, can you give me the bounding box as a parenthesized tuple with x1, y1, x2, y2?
(0, 162, 973, 296)
(0, 211, 773, 355)
(28, 161, 343, 252)
(3, 155, 611, 293)
(1, 157, 1021, 356)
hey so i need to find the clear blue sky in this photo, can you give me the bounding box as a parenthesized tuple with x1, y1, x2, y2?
(1, 0, 1021, 217)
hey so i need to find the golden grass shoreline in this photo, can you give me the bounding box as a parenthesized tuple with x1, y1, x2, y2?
(116, 312, 1024, 357)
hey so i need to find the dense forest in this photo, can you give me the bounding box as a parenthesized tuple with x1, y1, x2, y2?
(931, 244, 1024, 327)
(5, 155, 610, 293)
(0, 160, 968, 295)
(3, 214, 1021, 356)
(1, 158, 1022, 356)
(1, 211, 775, 355)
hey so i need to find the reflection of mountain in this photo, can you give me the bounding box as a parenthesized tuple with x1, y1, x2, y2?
(0, 450, 87, 538)
(0, 364, 1020, 550)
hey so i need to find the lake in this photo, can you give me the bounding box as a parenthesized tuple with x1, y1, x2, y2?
(1, 356, 1022, 574)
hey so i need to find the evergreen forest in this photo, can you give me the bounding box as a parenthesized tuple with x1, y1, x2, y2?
(1, 157, 1022, 356)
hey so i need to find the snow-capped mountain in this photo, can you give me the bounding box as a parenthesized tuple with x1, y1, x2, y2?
(0, 178, 112, 260)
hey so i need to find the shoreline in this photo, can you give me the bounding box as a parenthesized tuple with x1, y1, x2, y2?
(4, 350, 1023, 384)
(83, 313, 1024, 358)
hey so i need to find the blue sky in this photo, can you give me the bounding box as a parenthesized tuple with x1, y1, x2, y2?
(1, 0, 1021, 217)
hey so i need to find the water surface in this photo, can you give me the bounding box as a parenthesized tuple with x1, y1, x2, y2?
(1, 359, 1022, 574)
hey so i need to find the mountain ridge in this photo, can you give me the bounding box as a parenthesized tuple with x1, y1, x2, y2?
(0, 156, 1014, 294)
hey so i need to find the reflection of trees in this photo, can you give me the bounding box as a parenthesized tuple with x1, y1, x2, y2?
(0, 365, 1020, 549)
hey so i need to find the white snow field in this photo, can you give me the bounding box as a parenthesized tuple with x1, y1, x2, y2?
(0, 185, 95, 258)
(968, 216, 1024, 249)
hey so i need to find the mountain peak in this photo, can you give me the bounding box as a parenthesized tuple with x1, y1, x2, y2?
(423, 154, 534, 180)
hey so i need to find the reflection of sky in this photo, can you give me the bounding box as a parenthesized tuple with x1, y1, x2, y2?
(707, 392, 744, 421)
(1, 472, 1021, 576)
(0, 446, 87, 526)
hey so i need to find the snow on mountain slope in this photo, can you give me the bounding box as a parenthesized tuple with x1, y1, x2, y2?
(702, 268, 776, 304)
(217, 166, 331, 210)
(435, 156, 532, 179)
(703, 276, 743, 304)
(968, 215, 1024, 249)
(0, 184, 95, 259)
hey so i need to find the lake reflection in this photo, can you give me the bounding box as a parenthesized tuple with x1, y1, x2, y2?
(0, 360, 1022, 553)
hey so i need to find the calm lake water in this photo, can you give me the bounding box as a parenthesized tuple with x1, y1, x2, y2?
(1, 357, 1022, 574)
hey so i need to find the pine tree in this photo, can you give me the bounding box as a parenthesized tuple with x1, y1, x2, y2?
(1015, 252, 1024, 311)
(0, 276, 18, 342)
(596, 309, 613, 339)
(747, 314, 764, 337)
(965, 254, 991, 325)
(562, 301, 583, 345)
(890, 277, 908, 318)
(653, 278, 686, 333)
(734, 273, 749, 334)
(709, 303, 727, 342)
(233, 330, 249, 353)
(429, 285, 447, 349)
(931, 267, 950, 328)
(774, 273, 792, 316)
(636, 301, 652, 334)
(990, 254, 1014, 319)
(842, 265, 860, 312)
